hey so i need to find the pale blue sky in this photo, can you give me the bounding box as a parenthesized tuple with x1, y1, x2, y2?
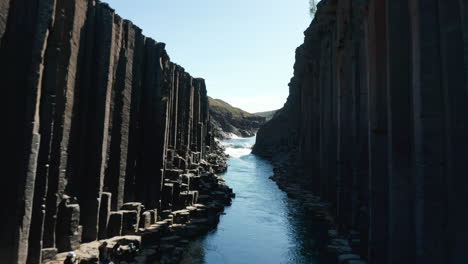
(105, 0, 312, 113)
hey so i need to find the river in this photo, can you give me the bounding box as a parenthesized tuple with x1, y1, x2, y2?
(181, 136, 328, 264)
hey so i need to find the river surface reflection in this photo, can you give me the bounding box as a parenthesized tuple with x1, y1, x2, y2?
(182, 137, 327, 264)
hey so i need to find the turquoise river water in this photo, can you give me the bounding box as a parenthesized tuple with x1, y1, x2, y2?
(182, 136, 327, 264)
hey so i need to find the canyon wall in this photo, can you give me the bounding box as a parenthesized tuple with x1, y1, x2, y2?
(0, 0, 219, 263)
(254, 0, 468, 263)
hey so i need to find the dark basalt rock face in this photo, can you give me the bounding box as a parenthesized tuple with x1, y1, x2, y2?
(254, 0, 468, 263)
(0, 1, 224, 263)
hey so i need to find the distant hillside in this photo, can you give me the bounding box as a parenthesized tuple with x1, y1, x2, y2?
(208, 97, 266, 139)
(209, 97, 256, 118)
(254, 110, 278, 121)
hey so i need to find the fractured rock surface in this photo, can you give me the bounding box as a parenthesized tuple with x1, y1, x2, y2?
(254, 0, 468, 263)
(0, 0, 221, 263)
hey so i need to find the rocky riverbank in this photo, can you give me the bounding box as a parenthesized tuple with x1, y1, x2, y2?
(268, 154, 367, 264)
(44, 170, 234, 264)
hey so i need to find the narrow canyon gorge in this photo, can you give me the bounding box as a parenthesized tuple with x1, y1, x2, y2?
(1, 0, 468, 263)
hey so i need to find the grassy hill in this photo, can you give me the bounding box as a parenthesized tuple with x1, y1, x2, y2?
(208, 97, 255, 118)
(254, 110, 278, 121)
(208, 97, 266, 139)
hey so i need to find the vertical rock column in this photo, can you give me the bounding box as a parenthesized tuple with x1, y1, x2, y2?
(138, 40, 166, 210)
(104, 20, 141, 211)
(168, 66, 180, 150)
(0, 0, 56, 263)
(354, 28, 370, 257)
(75, 3, 122, 242)
(385, 0, 414, 263)
(39, 0, 88, 251)
(200, 80, 209, 159)
(437, 0, 468, 262)
(123, 27, 145, 205)
(55, 202, 81, 252)
(313, 2, 338, 203)
(409, 1, 446, 262)
(297, 43, 316, 193)
(366, 0, 389, 262)
(192, 79, 202, 153)
(335, 0, 355, 232)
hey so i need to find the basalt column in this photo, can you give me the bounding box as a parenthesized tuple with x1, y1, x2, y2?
(104, 20, 143, 211)
(200, 81, 210, 159)
(437, 0, 468, 262)
(192, 79, 202, 154)
(366, 0, 389, 262)
(386, 0, 414, 263)
(168, 66, 180, 151)
(176, 72, 191, 161)
(409, 1, 446, 262)
(122, 24, 145, 205)
(137, 40, 167, 210)
(29, 0, 88, 262)
(254, 0, 468, 263)
(1, 0, 219, 263)
(73, 3, 122, 243)
(0, 0, 55, 263)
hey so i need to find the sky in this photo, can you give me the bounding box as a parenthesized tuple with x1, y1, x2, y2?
(105, 0, 312, 113)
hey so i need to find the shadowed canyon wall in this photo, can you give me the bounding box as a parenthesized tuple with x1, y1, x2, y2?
(0, 0, 218, 263)
(254, 0, 468, 263)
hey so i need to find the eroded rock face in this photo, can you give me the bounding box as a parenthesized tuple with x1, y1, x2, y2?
(0, 0, 221, 263)
(254, 0, 468, 263)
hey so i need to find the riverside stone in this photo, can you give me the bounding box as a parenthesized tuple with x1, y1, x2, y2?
(121, 210, 139, 235)
(107, 212, 123, 238)
(149, 209, 158, 224)
(140, 211, 152, 229)
(41, 248, 58, 262)
(121, 202, 143, 216)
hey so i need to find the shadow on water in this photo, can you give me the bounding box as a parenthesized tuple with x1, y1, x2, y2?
(181, 137, 330, 264)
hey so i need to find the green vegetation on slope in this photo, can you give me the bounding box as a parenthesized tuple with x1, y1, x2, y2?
(254, 110, 278, 121)
(208, 97, 266, 139)
(208, 97, 255, 118)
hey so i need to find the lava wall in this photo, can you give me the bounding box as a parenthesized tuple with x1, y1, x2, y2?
(0, 0, 216, 263)
(254, 0, 468, 263)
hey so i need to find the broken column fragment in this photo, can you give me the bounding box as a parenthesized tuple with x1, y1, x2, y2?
(98, 192, 112, 240)
(56, 203, 81, 252)
(107, 212, 124, 238)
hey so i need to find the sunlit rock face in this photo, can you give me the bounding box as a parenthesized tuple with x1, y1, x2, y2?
(0, 0, 223, 263)
(254, 0, 468, 263)
(208, 97, 266, 140)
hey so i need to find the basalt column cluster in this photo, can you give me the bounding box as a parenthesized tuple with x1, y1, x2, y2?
(254, 0, 468, 263)
(0, 0, 217, 263)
